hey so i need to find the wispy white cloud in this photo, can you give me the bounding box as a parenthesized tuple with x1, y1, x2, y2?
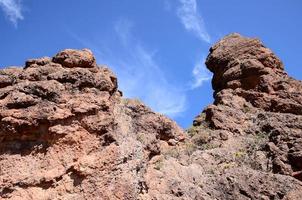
(0, 0, 23, 27)
(111, 19, 187, 117)
(177, 0, 210, 43)
(70, 19, 187, 117)
(190, 56, 211, 89)
(116, 45, 186, 116)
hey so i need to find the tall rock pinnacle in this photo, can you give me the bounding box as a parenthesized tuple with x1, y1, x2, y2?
(201, 33, 302, 178)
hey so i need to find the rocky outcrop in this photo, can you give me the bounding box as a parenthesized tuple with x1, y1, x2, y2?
(0, 49, 184, 199)
(188, 33, 302, 199)
(141, 34, 302, 199)
(203, 33, 302, 178)
(0, 34, 302, 200)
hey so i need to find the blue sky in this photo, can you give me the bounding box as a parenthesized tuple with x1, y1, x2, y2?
(0, 0, 301, 128)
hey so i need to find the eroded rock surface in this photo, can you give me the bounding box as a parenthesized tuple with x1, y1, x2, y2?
(140, 34, 302, 199)
(1, 34, 302, 200)
(0, 49, 184, 199)
(204, 33, 302, 177)
(184, 33, 302, 199)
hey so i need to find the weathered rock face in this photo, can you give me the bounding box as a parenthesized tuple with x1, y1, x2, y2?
(141, 34, 302, 199)
(203, 33, 302, 177)
(188, 33, 302, 199)
(0, 49, 184, 199)
(1, 34, 302, 200)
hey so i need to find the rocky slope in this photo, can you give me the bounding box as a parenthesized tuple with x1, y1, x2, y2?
(0, 34, 301, 200)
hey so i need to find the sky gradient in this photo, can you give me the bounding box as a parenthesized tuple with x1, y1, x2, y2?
(0, 0, 301, 128)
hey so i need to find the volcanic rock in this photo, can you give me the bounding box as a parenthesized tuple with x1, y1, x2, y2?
(0, 49, 184, 199)
(0, 34, 302, 200)
(203, 33, 302, 177)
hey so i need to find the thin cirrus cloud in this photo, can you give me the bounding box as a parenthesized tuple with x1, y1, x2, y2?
(175, 0, 212, 89)
(177, 0, 210, 43)
(111, 19, 187, 117)
(0, 0, 23, 27)
(70, 19, 187, 117)
(190, 56, 211, 89)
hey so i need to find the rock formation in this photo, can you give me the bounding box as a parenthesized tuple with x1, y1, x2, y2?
(0, 34, 301, 199)
(204, 33, 302, 178)
(0, 49, 184, 199)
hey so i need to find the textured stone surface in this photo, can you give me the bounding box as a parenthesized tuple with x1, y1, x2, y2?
(185, 33, 302, 199)
(1, 34, 302, 199)
(203, 33, 302, 178)
(0, 49, 184, 199)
